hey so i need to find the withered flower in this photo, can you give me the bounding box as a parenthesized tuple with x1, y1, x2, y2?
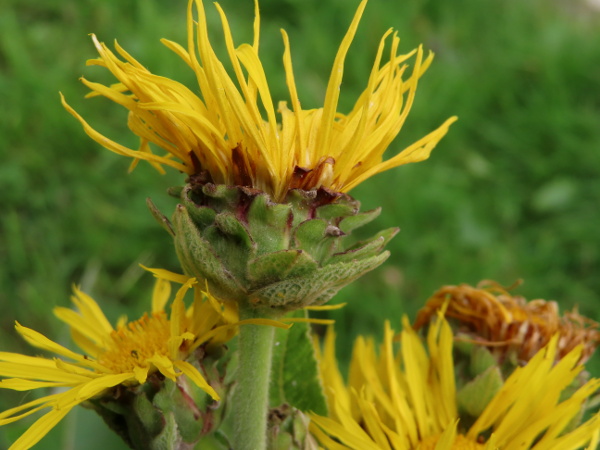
(414, 281, 600, 365)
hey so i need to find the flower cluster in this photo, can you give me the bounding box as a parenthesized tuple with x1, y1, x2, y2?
(3, 0, 598, 448)
(310, 310, 600, 449)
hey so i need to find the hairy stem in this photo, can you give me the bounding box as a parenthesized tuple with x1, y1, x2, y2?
(232, 305, 276, 450)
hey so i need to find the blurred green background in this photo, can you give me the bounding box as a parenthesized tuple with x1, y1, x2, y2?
(2, 0, 600, 447)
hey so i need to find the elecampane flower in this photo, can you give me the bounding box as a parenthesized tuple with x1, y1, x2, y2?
(61, 0, 457, 202)
(0, 269, 275, 449)
(310, 312, 600, 449)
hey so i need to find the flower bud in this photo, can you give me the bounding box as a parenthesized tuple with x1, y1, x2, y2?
(154, 180, 397, 314)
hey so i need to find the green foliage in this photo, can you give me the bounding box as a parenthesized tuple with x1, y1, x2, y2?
(457, 366, 504, 418)
(152, 380, 203, 446)
(2, 0, 600, 447)
(270, 312, 328, 416)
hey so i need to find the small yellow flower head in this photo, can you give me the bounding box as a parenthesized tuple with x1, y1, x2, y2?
(61, 0, 456, 202)
(414, 281, 600, 365)
(310, 312, 600, 449)
(0, 269, 260, 449)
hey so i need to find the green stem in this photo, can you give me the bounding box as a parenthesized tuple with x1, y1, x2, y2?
(232, 305, 276, 450)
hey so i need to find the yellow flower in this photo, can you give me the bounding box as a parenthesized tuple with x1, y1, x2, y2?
(61, 0, 456, 202)
(0, 268, 283, 449)
(310, 312, 600, 449)
(414, 281, 600, 365)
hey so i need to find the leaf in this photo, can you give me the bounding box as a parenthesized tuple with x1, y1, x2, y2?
(293, 219, 343, 261)
(348, 227, 399, 252)
(215, 212, 254, 248)
(167, 186, 184, 198)
(203, 212, 256, 282)
(250, 251, 390, 310)
(469, 345, 498, 377)
(247, 249, 318, 289)
(457, 366, 503, 417)
(327, 227, 398, 265)
(338, 207, 381, 233)
(146, 197, 175, 237)
(246, 194, 293, 255)
(184, 203, 217, 231)
(293, 219, 328, 248)
(315, 202, 356, 221)
(270, 310, 328, 416)
(172, 205, 245, 301)
(200, 183, 241, 209)
(133, 389, 163, 436)
(150, 412, 180, 450)
(153, 379, 203, 445)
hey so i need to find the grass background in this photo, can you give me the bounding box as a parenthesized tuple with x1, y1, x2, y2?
(2, 0, 600, 447)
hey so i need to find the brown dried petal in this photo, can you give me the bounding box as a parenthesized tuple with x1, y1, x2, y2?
(414, 281, 600, 365)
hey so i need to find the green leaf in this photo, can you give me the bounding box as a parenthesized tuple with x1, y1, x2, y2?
(247, 249, 318, 289)
(469, 345, 498, 377)
(172, 205, 245, 301)
(184, 202, 217, 231)
(326, 237, 385, 265)
(327, 227, 398, 265)
(201, 212, 256, 282)
(457, 366, 503, 417)
(250, 251, 389, 310)
(133, 389, 163, 436)
(293, 219, 342, 261)
(153, 379, 203, 445)
(200, 183, 241, 210)
(351, 227, 400, 250)
(270, 310, 328, 416)
(338, 207, 381, 233)
(284, 190, 318, 227)
(214, 212, 254, 249)
(146, 197, 175, 237)
(167, 186, 184, 198)
(149, 412, 180, 450)
(315, 202, 356, 221)
(246, 194, 293, 255)
(293, 219, 328, 248)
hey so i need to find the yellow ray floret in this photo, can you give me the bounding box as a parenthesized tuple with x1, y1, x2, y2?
(310, 311, 600, 449)
(61, 0, 456, 202)
(0, 270, 287, 449)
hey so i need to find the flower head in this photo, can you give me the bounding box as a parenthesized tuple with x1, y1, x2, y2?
(414, 281, 600, 365)
(61, 0, 456, 202)
(0, 268, 266, 449)
(310, 312, 600, 449)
